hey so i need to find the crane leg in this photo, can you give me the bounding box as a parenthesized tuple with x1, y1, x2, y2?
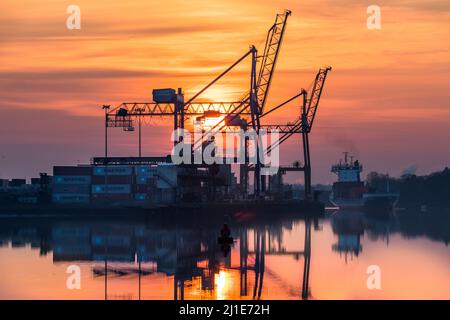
(302, 132, 312, 201)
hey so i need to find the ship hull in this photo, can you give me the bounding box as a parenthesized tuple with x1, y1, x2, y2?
(362, 193, 399, 217)
(329, 197, 364, 209)
(330, 193, 399, 214)
(330, 181, 365, 209)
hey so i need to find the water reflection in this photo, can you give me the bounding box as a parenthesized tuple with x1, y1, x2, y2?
(0, 209, 448, 300)
(331, 211, 364, 260)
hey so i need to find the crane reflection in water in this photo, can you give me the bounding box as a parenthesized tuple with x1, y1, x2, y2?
(0, 209, 448, 300)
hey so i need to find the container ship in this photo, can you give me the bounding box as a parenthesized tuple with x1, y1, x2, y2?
(330, 153, 398, 213)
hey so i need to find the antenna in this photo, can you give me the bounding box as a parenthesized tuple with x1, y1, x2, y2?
(343, 152, 348, 164)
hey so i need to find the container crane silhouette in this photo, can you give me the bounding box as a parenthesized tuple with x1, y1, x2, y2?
(101, 10, 331, 201)
(257, 66, 332, 200)
(102, 10, 292, 198)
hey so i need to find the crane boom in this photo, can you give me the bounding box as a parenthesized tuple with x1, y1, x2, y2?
(256, 10, 291, 113)
(107, 11, 291, 131)
(304, 66, 331, 132)
(109, 101, 251, 117)
(106, 101, 251, 130)
(239, 10, 291, 113)
(261, 67, 331, 153)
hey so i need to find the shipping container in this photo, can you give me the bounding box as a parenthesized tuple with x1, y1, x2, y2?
(134, 165, 157, 176)
(135, 193, 147, 201)
(161, 189, 176, 203)
(151, 188, 176, 203)
(52, 194, 90, 203)
(93, 166, 133, 176)
(17, 196, 38, 204)
(91, 194, 133, 202)
(152, 88, 176, 103)
(91, 175, 133, 184)
(91, 184, 131, 194)
(134, 184, 152, 193)
(136, 175, 150, 185)
(53, 184, 90, 194)
(54, 175, 91, 185)
(54, 166, 91, 176)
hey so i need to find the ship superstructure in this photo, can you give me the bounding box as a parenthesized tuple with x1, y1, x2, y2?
(330, 152, 366, 208)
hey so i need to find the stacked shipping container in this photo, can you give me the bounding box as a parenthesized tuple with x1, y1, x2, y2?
(134, 165, 157, 201)
(91, 166, 134, 204)
(53, 166, 91, 203)
(52, 163, 178, 205)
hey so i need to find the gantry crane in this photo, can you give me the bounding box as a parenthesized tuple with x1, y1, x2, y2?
(187, 10, 291, 196)
(258, 66, 332, 200)
(103, 10, 292, 199)
(106, 10, 291, 129)
(102, 10, 331, 203)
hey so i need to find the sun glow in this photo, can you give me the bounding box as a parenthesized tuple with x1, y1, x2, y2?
(215, 270, 229, 300)
(187, 85, 243, 103)
(203, 116, 225, 129)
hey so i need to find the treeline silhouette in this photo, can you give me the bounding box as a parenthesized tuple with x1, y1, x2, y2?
(366, 167, 450, 209)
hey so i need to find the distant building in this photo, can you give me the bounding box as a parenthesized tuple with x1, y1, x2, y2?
(9, 179, 26, 188)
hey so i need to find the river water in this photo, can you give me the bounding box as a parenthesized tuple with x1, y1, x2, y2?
(0, 209, 448, 299)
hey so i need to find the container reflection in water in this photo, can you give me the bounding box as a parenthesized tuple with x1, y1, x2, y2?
(0, 209, 449, 300)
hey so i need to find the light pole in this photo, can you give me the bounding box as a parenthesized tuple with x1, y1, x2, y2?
(136, 107, 143, 158)
(102, 105, 110, 202)
(102, 105, 110, 161)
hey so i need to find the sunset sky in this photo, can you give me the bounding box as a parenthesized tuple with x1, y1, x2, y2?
(1, 0, 449, 183)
